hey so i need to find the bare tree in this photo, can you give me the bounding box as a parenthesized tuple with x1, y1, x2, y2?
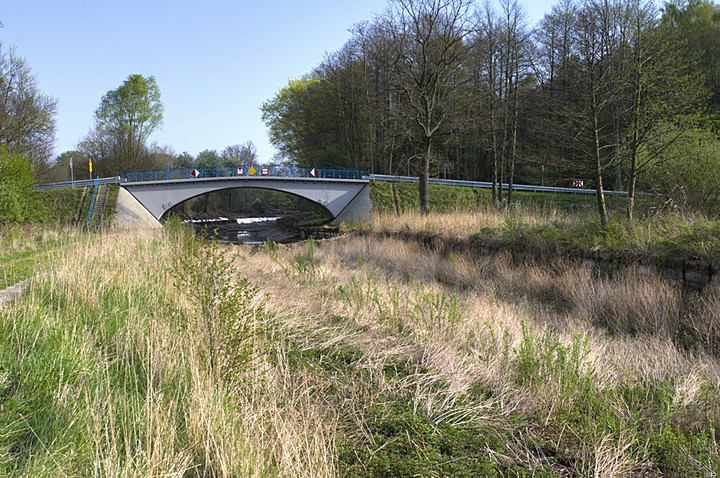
(471, 2, 503, 206)
(545, 0, 627, 226)
(76, 126, 115, 178)
(0, 42, 57, 174)
(381, 0, 473, 214)
(499, 0, 532, 206)
(222, 141, 258, 165)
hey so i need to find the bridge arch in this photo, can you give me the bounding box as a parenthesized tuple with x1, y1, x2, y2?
(165, 185, 336, 220)
(121, 176, 371, 224)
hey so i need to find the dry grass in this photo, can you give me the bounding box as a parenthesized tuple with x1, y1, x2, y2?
(238, 228, 720, 475)
(6, 214, 717, 475)
(366, 207, 583, 238)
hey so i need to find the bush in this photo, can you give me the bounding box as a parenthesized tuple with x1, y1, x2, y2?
(643, 128, 720, 218)
(0, 147, 35, 224)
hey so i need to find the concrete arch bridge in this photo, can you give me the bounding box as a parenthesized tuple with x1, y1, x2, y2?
(121, 173, 371, 225)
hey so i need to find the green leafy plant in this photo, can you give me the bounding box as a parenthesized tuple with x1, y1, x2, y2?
(172, 226, 270, 387)
(514, 320, 594, 414)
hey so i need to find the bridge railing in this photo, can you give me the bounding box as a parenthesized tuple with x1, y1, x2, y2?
(34, 177, 122, 190)
(367, 174, 629, 196)
(120, 166, 369, 182)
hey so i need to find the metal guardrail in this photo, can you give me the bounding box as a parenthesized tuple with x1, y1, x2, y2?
(35, 171, 628, 197)
(34, 177, 122, 190)
(366, 174, 629, 196)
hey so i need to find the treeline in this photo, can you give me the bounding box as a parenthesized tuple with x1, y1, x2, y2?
(261, 0, 720, 222)
(54, 74, 260, 180)
(0, 46, 260, 223)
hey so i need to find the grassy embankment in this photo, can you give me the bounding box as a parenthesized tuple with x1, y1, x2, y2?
(0, 185, 118, 290)
(2, 181, 719, 475)
(370, 180, 720, 262)
(246, 224, 720, 476)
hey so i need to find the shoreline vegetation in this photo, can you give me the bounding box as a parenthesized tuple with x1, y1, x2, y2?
(1, 184, 719, 475)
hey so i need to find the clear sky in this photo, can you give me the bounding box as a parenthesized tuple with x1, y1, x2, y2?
(2, 0, 555, 164)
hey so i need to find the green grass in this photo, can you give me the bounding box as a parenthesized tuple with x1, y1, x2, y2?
(0, 185, 121, 291)
(1, 228, 311, 476)
(370, 180, 627, 215)
(0, 227, 79, 290)
(0, 251, 40, 290)
(31, 187, 86, 224)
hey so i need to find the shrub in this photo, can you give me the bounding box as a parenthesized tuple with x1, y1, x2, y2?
(172, 226, 271, 388)
(0, 147, 35, 224)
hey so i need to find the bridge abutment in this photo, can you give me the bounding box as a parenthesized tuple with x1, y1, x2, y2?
(330, 183, 372, 225)
(113, 187, 162, 230)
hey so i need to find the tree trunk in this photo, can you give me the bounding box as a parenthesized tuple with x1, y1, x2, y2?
(627, 171, 636, 222)
(420, 137, 431, 215)
(490, 94, 499, 208)
(594, 126, 609, 227)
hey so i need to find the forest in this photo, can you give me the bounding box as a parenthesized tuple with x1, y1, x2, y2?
(261, 0, 720, 222)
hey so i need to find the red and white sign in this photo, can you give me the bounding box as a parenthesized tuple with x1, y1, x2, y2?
(261, 167, 269, 176)
(236, 167, 244, 176)
(310, 168, 319, 177)
(191, 169, 201, 178)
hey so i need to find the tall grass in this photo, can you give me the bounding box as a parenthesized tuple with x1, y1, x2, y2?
(5, 209, 719, 475)
(242, 227, 720, 476)
(0, 225, 82, 290)
(0, 228, 335, 476)
(364, 208, 720, 261)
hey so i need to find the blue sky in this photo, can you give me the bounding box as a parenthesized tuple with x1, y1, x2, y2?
(3, 0, 555, 164)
